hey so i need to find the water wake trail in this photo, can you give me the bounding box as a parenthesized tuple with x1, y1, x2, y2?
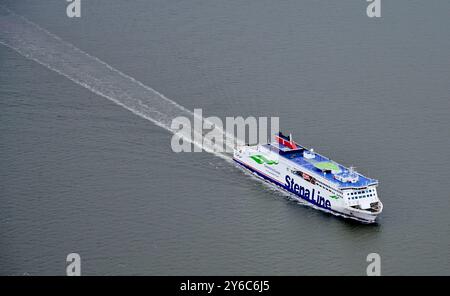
(0, 7, 237, 161)
(0, 7, 326, 217)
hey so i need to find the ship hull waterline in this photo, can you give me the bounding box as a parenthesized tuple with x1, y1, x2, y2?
(233, 158, 379, 224)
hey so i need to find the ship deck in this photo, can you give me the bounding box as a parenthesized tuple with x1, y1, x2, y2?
(262, 142, 378, 189)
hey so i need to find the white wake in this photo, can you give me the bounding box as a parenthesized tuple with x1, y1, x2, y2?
(0, 7, 237, 161)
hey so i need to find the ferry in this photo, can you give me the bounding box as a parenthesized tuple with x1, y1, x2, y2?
(233, 132, 383, 223)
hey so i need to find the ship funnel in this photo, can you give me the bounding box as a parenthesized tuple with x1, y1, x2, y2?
(276, 131, 297, 150)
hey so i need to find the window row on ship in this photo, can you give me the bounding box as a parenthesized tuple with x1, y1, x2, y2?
(315, 180, 342, 197)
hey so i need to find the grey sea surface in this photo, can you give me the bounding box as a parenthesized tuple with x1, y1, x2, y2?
(0, 0, 449, 275)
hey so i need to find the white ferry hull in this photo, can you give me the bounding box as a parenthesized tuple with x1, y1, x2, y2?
(233, 146, 382, 224)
